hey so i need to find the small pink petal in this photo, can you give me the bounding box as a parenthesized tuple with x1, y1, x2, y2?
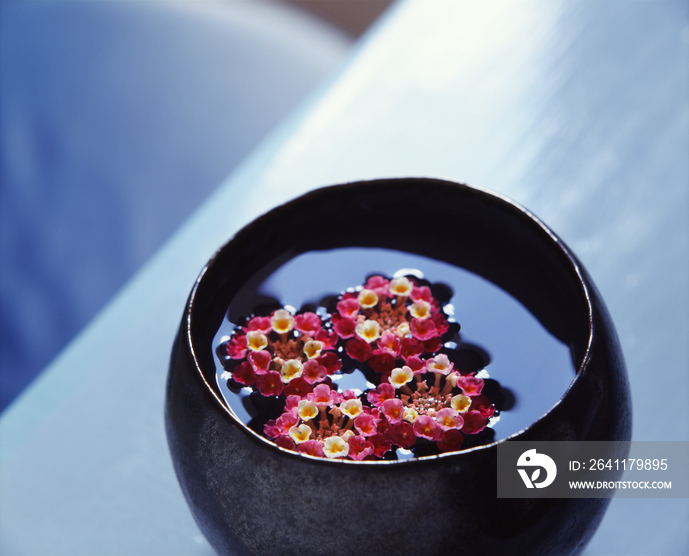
(336, 297, 361, 319)
(256, 371, 283, 396)
(456, 376, 485, 396)
(294, 312, 322, 336)
(345, 337, 372, 362)
(231, 361, 256, 386)
(411, 318, 438, 341)
(382, 398, 405, 424)
(461, 410, 487, 434)
(413, 415, 442, 441)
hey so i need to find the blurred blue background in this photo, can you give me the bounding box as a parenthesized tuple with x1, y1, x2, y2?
(0, 0, 391, 411)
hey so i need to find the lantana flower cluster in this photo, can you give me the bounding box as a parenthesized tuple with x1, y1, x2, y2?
(223, 308, 341, 397)
(221, 274, 496, 460)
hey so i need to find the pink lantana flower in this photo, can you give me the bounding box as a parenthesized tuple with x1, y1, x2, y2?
(368, 350, 396, 375)
(400, 337, 423, 360)
(386, 422, 416, 449)
(410, 318, 438, 341)
(405, 356, 426, 374)
(284, 394, 302, 415)
(231, 361, 256, 386)
(426, 353, 453, 375)
(332, 314, 356, 339)
(354, 413, 379, 436)
(294, 312, 321, 336)
(366, 383, 395, 407)
(314, 329, 338, 350)
(413, 415, 442, 441)
(226, 334, 247, 359)
(345, 337, 372, 362)
(296, 440, 325, 457)
(246, 316, 272, 334)
(274, 436, 295, 450)
(317, 351, 342, 375)
(369, 433, 392, 457)
(308, 383, 343, 407)
(377, 332, 402, 357)
(381, 398, 405, 424)
(263, 420, 282, 439)
(455, 376, 484, 397)
(347, 435, 374, 460)
(436, 429, 464, 453)
(283, 377, 312, 397)
(470, 394, 496, 419)
(221, 271, 498, 461)
(336, 297, 360, 319)
(435, 408, 464, 431)
(410, 285, 433, 304)
(421, 337, 443, 354)
(248, 350, 272, 374)
(461, 410, 487, 434)
(273, 412, 299, 435)
(364, 275, 390, 297)
(302, 359, 327, 384)
(256, 371, 283, 396)
(431, 312, 450, 336)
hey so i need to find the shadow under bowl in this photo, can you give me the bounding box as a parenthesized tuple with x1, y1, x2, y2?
(165, 178, 631, 556)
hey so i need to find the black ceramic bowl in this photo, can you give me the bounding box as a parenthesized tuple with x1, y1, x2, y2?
(165, 178, 631, 556)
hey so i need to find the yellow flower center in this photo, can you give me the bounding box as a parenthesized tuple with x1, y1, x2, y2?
(271, 309, 294, 334)
(323, 436, 349, 458)
(403, 407, 418, 423)
(303, 340, 324, 359)
(298, 399, 319, 421)
(410, 300, 431, 319)
(451, 394, 472, 413)
(358, 289, 379, 309)
(389, 366, 414, 388)
(280, 359, 303, 383)
(289, 424, 312, 444)
(355, 319, 381, 343)
(340, 399, 363, 419)
(389, 277, 413, 297)
(246, 331, 268, 351)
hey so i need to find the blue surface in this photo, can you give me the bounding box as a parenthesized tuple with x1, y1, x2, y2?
(0, 0, 351, 410)
(1, 0, 687, 554)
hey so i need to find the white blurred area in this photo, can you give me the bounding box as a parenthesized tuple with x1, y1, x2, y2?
(0, 0, 391, 410)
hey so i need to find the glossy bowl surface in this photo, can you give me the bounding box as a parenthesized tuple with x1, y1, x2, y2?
(165, 178, 631, 556)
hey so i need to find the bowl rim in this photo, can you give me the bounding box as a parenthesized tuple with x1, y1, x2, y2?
(183, 177, 594, 466)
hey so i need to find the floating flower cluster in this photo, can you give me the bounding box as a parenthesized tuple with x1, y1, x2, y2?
(332, 275, 450, 377)
(223, 309, 341, 397)
(221, 274, 497, 460)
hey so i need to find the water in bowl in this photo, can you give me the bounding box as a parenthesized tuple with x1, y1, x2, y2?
(213, 247, 576, 450)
